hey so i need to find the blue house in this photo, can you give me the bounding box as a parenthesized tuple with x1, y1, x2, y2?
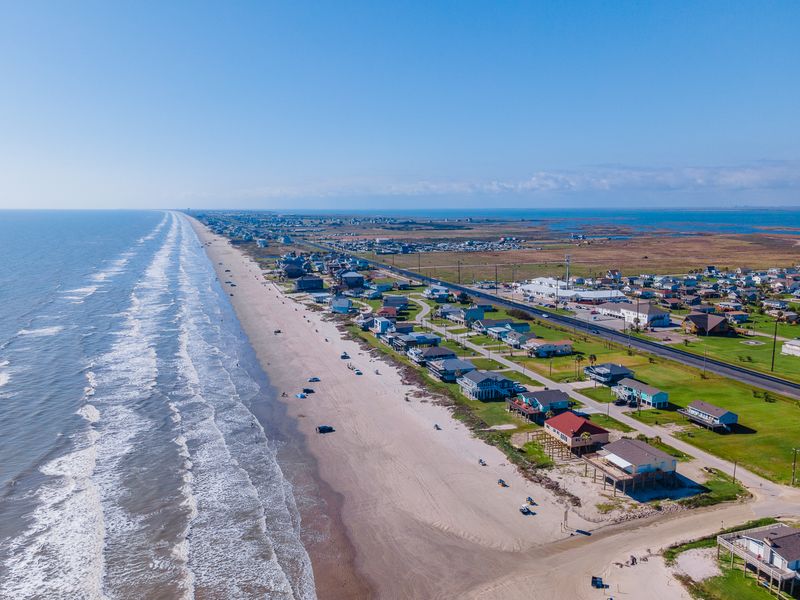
(612, 378, 669, 408)
(330, 297, 353, 314)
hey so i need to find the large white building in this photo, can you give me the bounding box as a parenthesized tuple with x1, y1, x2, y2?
(596, 302, 671, 327)
(519, 278, 626, 303)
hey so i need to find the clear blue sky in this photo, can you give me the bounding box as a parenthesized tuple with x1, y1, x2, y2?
(0, 1, 798, 209)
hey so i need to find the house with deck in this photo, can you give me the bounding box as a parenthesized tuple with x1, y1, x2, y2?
(504, 331, 535, 349)
(543, 411, 609, 453)
(330, 297, 353, 314)
(456, 370, 518, 400)
(717, 524, 800, 595)
(678, 400, 738, 431)
(612, 378, 669, 408)
(407, 345, 456, 365)
(585, 438, 678, 495)
(682, 313, 733, 336)
(583, 363, 634, 386)
(525, 339, 573, 358)
(507, 389, 571, 422)
(383, 295, 409, 311)
(423, 286, 451, 302)
(427, 358, 476, 382)
(294, 275, 324, 292)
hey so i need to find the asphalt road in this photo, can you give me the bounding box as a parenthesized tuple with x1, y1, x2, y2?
(311, 242, 800, 400)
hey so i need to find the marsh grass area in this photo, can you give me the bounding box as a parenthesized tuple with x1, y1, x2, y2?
(371, 233, 799, 283)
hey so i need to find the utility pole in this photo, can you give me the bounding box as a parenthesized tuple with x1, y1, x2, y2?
(565, 254, 571, 290)
(418, 252, 421, 271)
(771, 317, 779, 372)
(457, 260, 461, 284)
(792, 449, 798, 486)
(494, 264, 498, 293)
(732, 460, 737, 484)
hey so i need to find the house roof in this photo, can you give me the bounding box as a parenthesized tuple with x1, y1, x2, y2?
(429, 358, 476, 371)
(616, 378, 663, 397)
(590, 363, 633, 376)
(527, 338, 572, 347)
(688, 400, 732, 419)
(684, 313, 728, 331)
(519, 389, 571, 404)
(601, 438, 674, 468)
(545, 411, 608, 437)
(460, 370, 512, 385)
(758, 526, 800, 563)
(418, 346, 456, 358)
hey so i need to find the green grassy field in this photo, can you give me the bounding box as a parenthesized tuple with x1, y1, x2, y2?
(679, 333, 800, 384)
(469, 357, 506, 371)
(584, 413, 634, 432)
(506, 317, 800, 483)
(682, 563, 781, 600)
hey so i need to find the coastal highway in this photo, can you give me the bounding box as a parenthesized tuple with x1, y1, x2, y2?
(306, 241, 800, 401)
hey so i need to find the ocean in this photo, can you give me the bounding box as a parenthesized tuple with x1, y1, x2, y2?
(0, 211, 316, 599)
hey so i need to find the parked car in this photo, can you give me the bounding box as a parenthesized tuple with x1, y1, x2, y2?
(340, 352, 350, 359)
(519, 505, 532, 515)
(316, 425, 335, 434)
(302, 388, 315, 394)
(308, 377, 320, 382)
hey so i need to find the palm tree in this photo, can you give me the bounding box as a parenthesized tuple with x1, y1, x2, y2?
(574, 355, 585, 379)
(588, 354, 597, 367)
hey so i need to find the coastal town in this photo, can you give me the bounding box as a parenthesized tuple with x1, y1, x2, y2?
(193, 209, 800, 600)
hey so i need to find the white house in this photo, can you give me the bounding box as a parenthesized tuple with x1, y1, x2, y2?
(596, 302, 671, 327)
(782, 339, 800, 357)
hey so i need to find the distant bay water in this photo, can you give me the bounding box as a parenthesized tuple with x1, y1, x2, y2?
(0, 211, 315, 599)
(289, 207, 800, 235)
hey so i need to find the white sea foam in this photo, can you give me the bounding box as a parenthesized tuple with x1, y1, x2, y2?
(169, 215, 316, 599)
(17, 325, 63, 337)
(0, 432, 105, 600)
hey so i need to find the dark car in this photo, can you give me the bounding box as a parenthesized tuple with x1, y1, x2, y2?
(302, 388, 315, 394)
(316, 425, 335, 434)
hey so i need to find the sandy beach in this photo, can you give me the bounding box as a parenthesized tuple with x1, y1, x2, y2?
(189, 218, 765, 599)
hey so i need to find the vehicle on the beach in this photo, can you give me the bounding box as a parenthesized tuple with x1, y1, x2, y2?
(308, 377, 320, 382)
(354, 369, 363, 375)
(519, 505, 533, 515)
(590, 576, 607, 589)
(302, 388, 315, 394)
(295, 393, 307, 399)
(526, 496, 536, 505)
(316, 425, 335, 434)
(340, 352, 350, 359)
(433, 423, 441, 430)
(224, 269, 231, 272)
(497, 479, 508, 487)
(478, 458, 487, 466)
(274, 329, 282, 334)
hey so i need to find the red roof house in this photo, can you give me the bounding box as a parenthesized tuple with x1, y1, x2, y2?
(544, 411, 610, 450)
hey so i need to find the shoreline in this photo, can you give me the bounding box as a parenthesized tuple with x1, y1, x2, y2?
(187, 216, 768, 600)
(190, 219, 371, 599)
(188, 218, 587, 597)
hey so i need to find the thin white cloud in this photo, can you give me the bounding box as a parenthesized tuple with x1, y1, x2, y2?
(189, 160, 800, 202)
